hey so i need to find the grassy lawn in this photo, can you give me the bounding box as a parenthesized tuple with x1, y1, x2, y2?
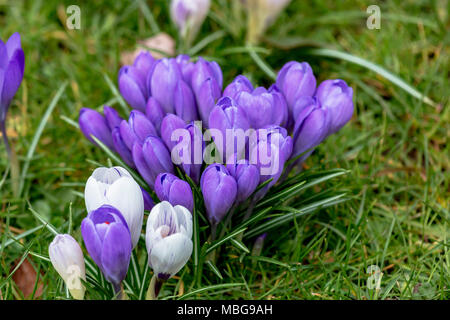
(0, 0, 448, 299)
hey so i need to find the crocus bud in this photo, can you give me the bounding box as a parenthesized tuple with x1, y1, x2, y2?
(103, 105, 123, 130)
(111, 127, 135, 168)
(155, 173, 194, 212)
(174, 80, 198, 123)
(316, 79, 354, 134)
(275, 61, 316, 115)
(0, 32, 25, 125)
(49, 234, 86, 300)
(249, 127, 292, 199)
(180, 122, 204, 184)
(268, 84, 289, 127)
(195, 77, 222, 127)
(118, 64, 150, 112)
(81, 205, 132, 289)
(200, 164, 237, 225)
(292, 103, 329, 161)
(145, 201, 193, 280)
(145, 97, 165, 135)
(170, 0, 210, 45)
(236, 87, 287, 129)
(149, 58, 182, 114)
(209, 96, 250, 159)
(132, 142, 157, 188)
(84, 166, 144, 248)
(175, 54, 195, 84)
(79, 108, 115, 150)
(119, 111, 157, 150)
(223, 75, 253, 100)
(160, 113, 186, 152)
(191, 57, 223, 94)
(226, 157, 260, 203)
(137, 135, 174, 188)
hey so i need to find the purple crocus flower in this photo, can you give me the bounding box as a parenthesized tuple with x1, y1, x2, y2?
(249, 126, 292, 199)
(119, 110, 157, 150)
(149, 58, 182, 114)
(145, 97, 165, 134)
(154, 173, 194, 212)
(222, 75, 253, 100)
(200, 164, 237, 225)
(194, 77, 221, 127)
(236, 87, 287, 129)
(179, 122, 204, 184)
(103, 105, 123, 130)
(174, 80, 198, 123)
(0, 32, 25, 154)
(118, 52, 154, 111)
(133, 135, 174, 189)
(79, 108, 115, 150)
(315, 79, 354, 134)
(140, 187, 155, 211)
(209, 96, 250, 159)
(175, 54, 195, 84)
(0, 32, 25, 125)
(111, 127, 135, 168)
(191, 57, 223, 93)
(292, 101, 330, 162)
(81, 205, 132, 291)
(160, 113, 187, 152)
(275, 61, 316, 121)
(226, 156, 260, 203)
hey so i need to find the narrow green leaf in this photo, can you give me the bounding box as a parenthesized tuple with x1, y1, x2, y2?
(29, 204, 59, 235)
(188, 30, 226, 56)
(205, 260, 223, 280)
(103, 73, 129, 115)
(176, 283, 244, 300)
(205, 227, 247, 255)
(19, 82, 68, 195)
(230, 238, 250, 254)
(0, 225, 44, 250)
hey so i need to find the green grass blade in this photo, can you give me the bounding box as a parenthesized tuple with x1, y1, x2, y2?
(19, 82, 68, 195)
(307, 48, 436, 107)
(176, 283, 244, 300)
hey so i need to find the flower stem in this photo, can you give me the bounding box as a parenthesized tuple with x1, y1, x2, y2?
(113, 283, 126, 300)
(146, 275, 163, 300)
(1, 121, 20, 196)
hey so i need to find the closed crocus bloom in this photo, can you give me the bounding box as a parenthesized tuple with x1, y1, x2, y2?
(146, 201, 193, 280)
(132, 142, 157, 188)
(49, 234, 86, 300)
(118, 65, 149, 112)
(201, 164, 237, 225)
(316, 79, 354, 134)
(180, 122, 204, 184)
(81, 205, 132, 291)
(236, 87, 286, 129)
(145, 97, 165, 134)
(226, 157, 260, 203)
(175, 54, 195, 84)
(111, 127, 135, 168)
(268, 84, 289, 127)
(171, 0, 210, 45)
(119, 111, 157, 150)
(155, 173, 194, 212)
(191, 57, 223, 94)
(223, 75, 254, 100)
(149, 58, 182, 114)
(0, 32, 25, 125)
(160, 113, 186, 152)
(292, 104, 329, 161)
(209, 96, 250, 158)
(103, 105, 123, 130)
(174, 80, 198, 123)
(195, 77, 222, 127)
(275, 61, 316, 115)
(142, 135, 175, 182)
(84, 166, 144, 248)
(79, 108, 115, 151)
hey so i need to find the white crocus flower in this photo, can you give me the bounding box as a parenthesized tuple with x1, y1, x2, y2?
(145, 201, 193, 279)
(49, 234, 86, 300)
(170, 0, 210, 46)
(84, 166, 144, 248)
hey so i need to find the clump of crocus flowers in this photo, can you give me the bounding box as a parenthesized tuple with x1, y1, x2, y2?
(52, 52, 353, 300)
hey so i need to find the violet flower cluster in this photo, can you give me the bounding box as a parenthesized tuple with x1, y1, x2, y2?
(79, 53, 354, 229)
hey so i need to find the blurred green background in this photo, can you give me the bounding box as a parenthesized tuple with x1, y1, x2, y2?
(0, 0, 448, 299)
